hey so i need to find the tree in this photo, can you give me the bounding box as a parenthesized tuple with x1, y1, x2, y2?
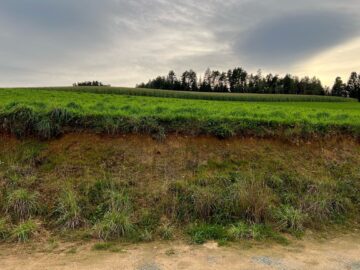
(199, 68, 212, 92)
(181, 70, 198, 91)
(331, 77, 347, 97)
(282, 74, 296, 94)
(167, 70, 176, 85)
(74, 81, 106, 87)
(346, 72, 360, 101)
(136, 67, 328, 96)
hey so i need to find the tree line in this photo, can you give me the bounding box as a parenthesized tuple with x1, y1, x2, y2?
(73, 81, 110, 87)
(137, 68, 360, 100)
(332, 72, 360, 100)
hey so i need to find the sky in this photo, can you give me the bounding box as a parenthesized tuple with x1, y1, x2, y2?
(0, 0, 359, 88)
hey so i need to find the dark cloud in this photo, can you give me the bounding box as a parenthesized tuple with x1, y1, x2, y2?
(236, 10, 359, 69)
(0, 0, 359, 87)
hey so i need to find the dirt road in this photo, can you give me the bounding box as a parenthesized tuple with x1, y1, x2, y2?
(1, 233, 359, 270)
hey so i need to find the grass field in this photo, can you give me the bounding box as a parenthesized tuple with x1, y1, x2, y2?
(0, 88, 359, 138)
(16, 86, 357, 102)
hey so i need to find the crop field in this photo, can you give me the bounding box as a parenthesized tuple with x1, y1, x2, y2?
(0, 88, 360, 139)
(19, 86, 356, 102)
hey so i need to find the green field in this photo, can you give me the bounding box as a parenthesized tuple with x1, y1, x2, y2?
(20, 86, 356, 102)
(0, 88, 359, 138)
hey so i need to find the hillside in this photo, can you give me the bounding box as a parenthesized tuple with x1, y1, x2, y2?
(0, 87, 359, 246)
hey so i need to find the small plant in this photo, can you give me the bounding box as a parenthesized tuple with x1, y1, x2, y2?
(140, 229, 153, 242)
(106, 190, 131, 213)
(209, 123, 234, 139)
(165, 249, 176, 256)
(158, 223, 175, 240)
(11, 219, 38, 242)
(94, 211, 134, 240)
(187, 224, 227, 244)
(6, 189, 39, 220)
(0, 218, 10, 240)
(227, 222, 251, 240)
(55, 189, 83, 229)
(274, 205, 306, 233)
(66, 247, 77, 254)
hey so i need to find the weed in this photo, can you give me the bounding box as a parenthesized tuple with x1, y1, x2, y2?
(94, 211, 134, 240)
(6, 189, 39, 221)
(106, 190, 131, 213)
(158, 223, 175, 240)
(92, 242, 115, 251)
(66, 247, 77, 254)
(227, 222, 251, 240)
(165, 249, 176, 256)
(140, 229, 153, 242)
(55, 189, 83, 229)
(0, 218, 10, 240)
(274, 205, 306, 233)
(187, 224, 227, 244)
(11, 219, 38, 242)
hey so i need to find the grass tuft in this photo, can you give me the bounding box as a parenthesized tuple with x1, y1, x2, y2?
(55, 189, 83, 229)
(94, 211, 134, 240)
(6, 189, 39, 221)
(11, 219, 38, 242)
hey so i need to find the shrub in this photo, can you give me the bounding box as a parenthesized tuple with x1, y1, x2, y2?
(11, 219, 38, 242)
(6, 189, 39, 220)
(55, 189, 83, 229)
(94, 211, 134, 240)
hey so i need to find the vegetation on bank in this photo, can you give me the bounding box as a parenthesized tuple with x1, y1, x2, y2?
(0, 88, 359, 139)
(0, 135, 358, 244)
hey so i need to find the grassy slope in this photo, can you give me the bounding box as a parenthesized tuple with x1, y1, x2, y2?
(0, 88, 360, 138)
(0, 134, 359, 243)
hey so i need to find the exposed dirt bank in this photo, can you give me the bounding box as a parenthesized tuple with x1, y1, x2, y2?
(0, 133, 359, 268)
(1, 233, 360, 270)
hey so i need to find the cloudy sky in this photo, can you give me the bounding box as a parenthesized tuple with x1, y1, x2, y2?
(1, 0, 359, 87)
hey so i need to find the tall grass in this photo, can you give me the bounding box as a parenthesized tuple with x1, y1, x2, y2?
(54, 189, 83, 229)
(11, 219, 38, 242)
(94, 211, 134, 240)
(0, 218, 10, 240)
(5, 189, 39, 221)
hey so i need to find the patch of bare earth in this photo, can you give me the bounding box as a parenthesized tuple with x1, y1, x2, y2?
(1, 233, 359, 270)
